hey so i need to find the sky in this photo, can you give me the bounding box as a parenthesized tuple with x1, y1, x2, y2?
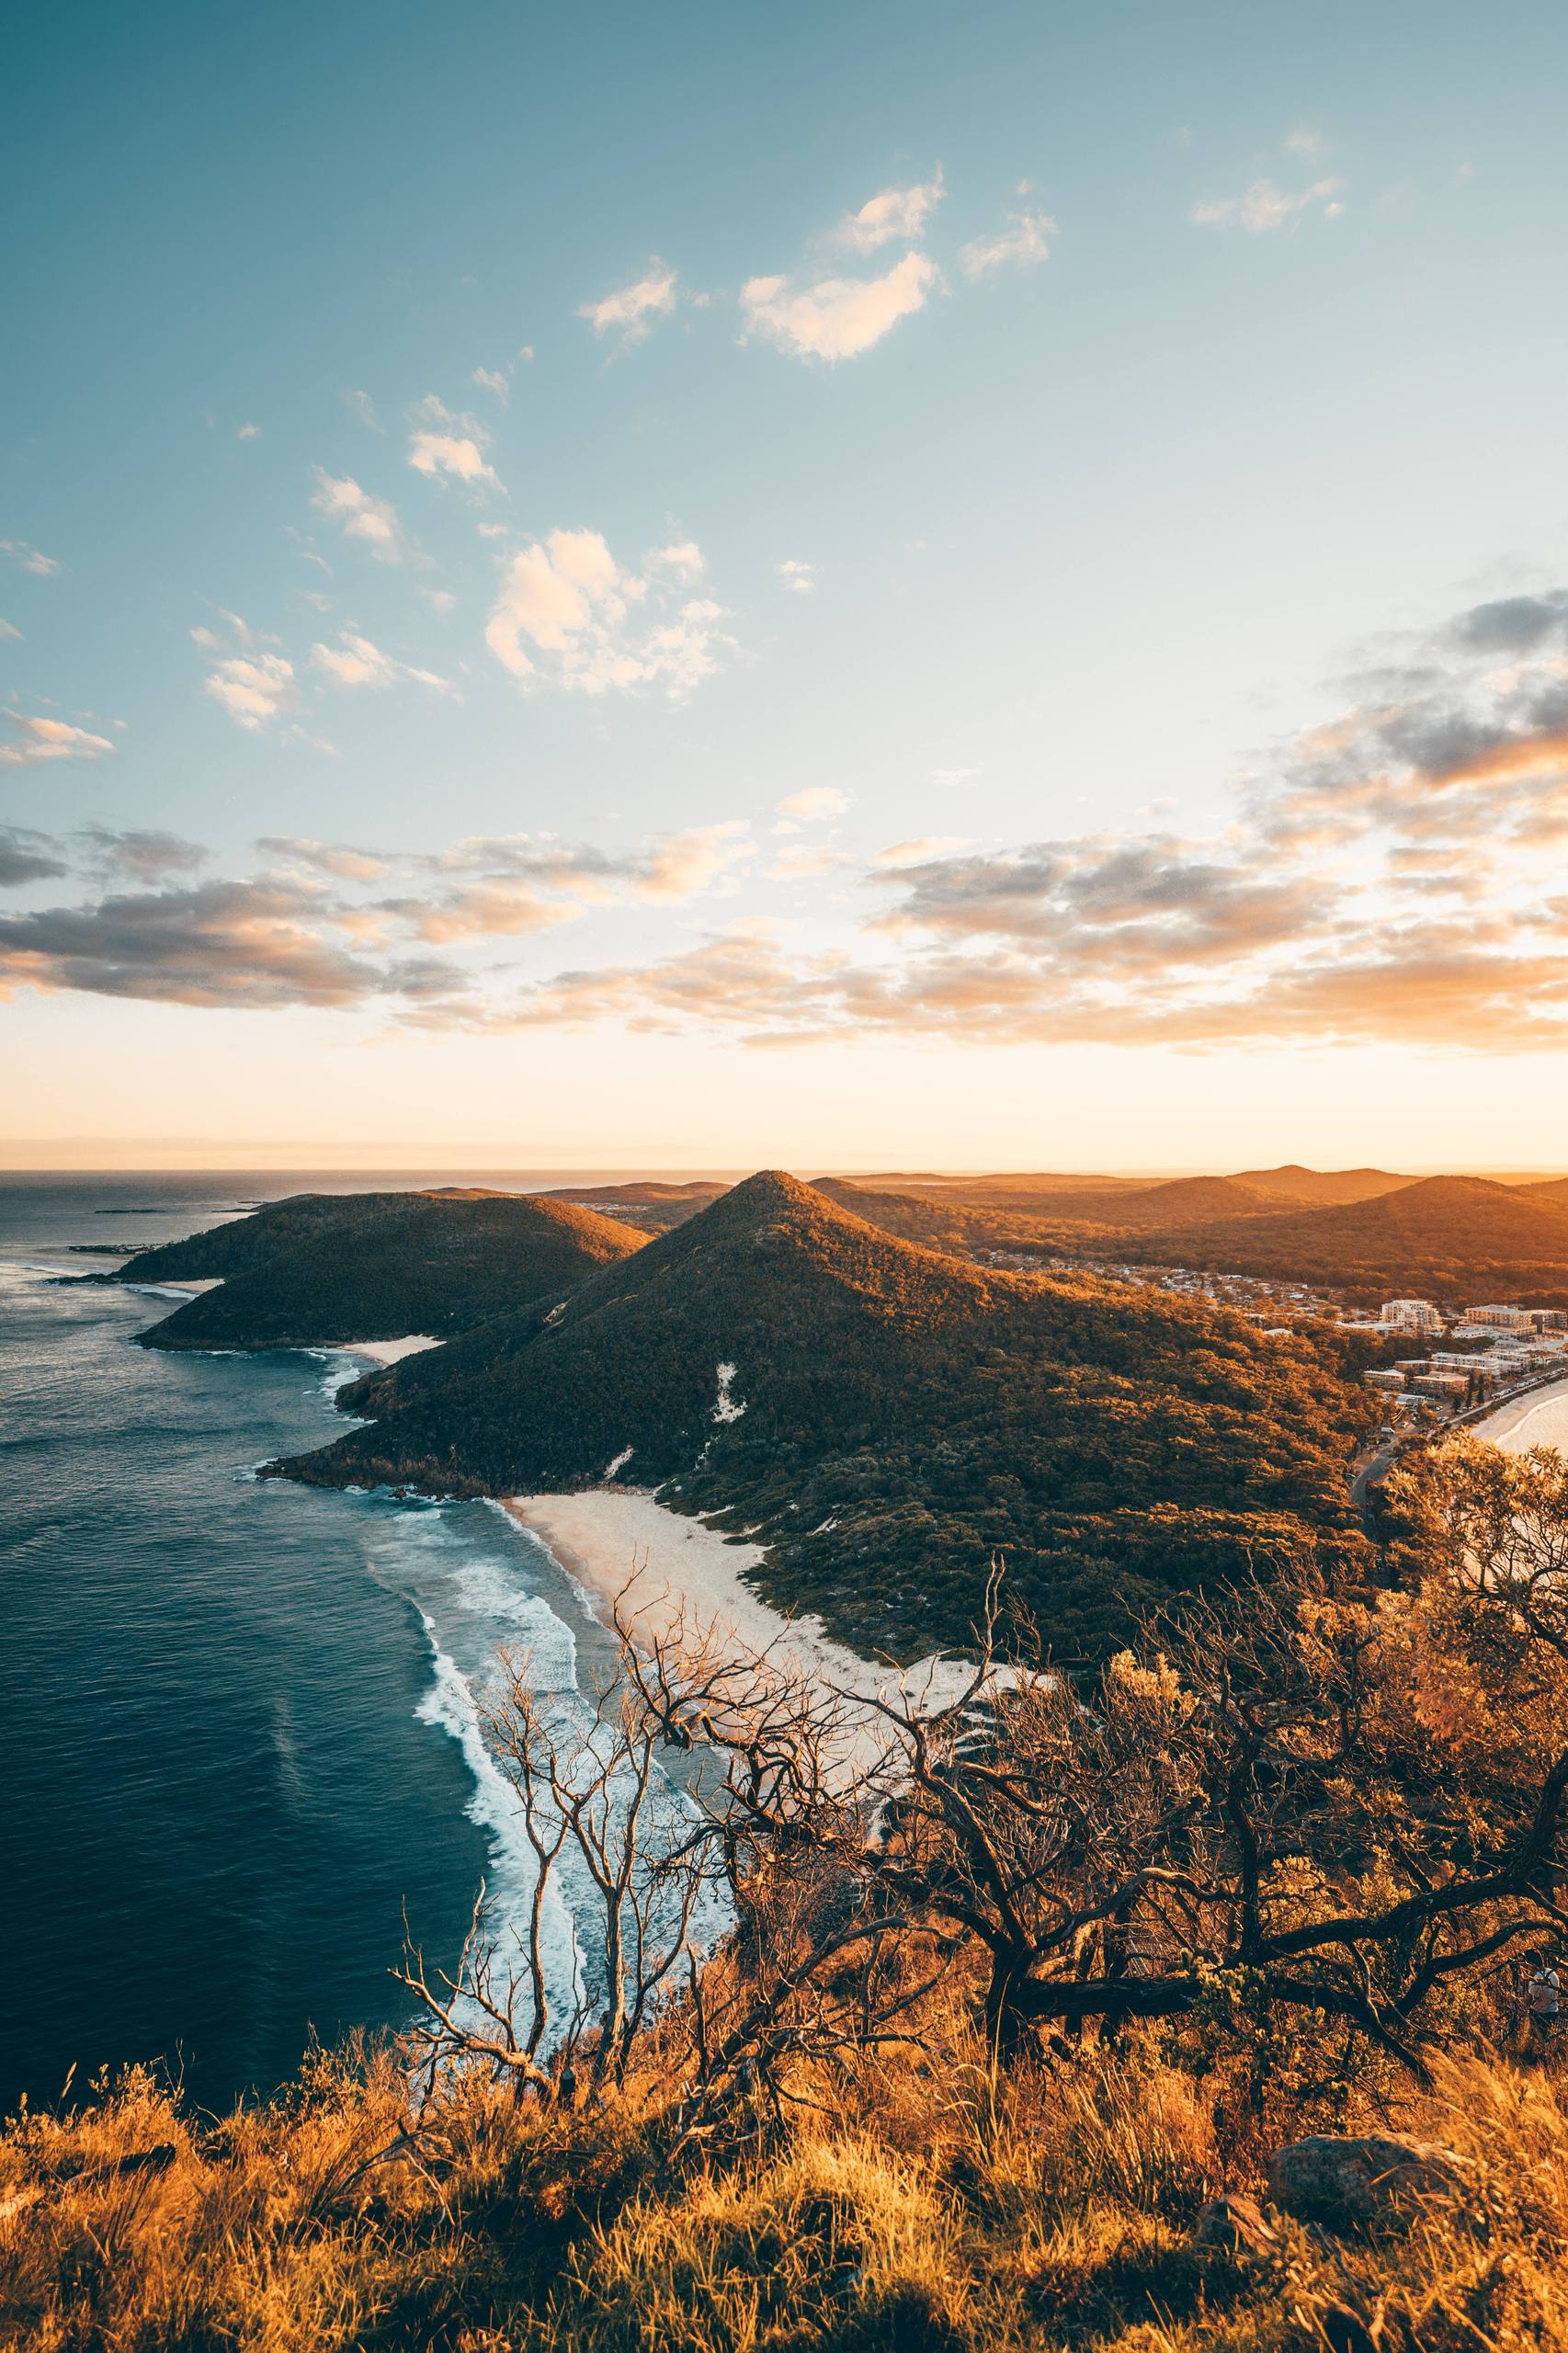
(4, 0, 1568, 1171)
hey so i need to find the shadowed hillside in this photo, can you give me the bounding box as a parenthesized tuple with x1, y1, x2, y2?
(124, 1189, 643, 1352)
(276, 1170, 1372, 1658)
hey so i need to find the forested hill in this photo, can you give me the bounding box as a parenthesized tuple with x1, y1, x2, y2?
(121, 1189, 643, 1352)
(276, 1170, 1374, 1661)
(1119, 1175, 1568, 1305)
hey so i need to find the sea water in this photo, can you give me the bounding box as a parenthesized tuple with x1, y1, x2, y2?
(0, 1171, 662, 2114)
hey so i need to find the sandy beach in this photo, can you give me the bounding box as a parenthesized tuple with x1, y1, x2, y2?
(501, 1488, 983, 1721)
(347, 1335, 439, 1367)
(1474, 1376, 1568, 1455)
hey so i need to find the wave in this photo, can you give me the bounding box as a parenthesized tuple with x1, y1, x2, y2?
(414, 1613, 586, 2037)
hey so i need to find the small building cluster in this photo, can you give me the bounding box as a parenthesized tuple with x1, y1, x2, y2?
(1357, 1298, 1568, 1417)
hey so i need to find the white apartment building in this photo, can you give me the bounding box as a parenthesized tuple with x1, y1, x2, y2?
(1378, 1299, 1443, 1332)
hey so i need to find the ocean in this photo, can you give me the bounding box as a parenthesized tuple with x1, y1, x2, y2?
(0, 1170, 699, 2117)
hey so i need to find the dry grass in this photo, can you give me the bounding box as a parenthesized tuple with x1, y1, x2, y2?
(4, 2027, 1567, 2352)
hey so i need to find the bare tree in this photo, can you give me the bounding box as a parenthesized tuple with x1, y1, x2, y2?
(397, 1443, 1568, 2106)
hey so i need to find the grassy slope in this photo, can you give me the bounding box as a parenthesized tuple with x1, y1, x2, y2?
(6, 2031, 1564, 2353)
(128, 1190, 643, 1351)
(278, 1171, 1371, 1659)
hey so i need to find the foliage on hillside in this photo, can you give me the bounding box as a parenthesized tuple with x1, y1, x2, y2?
(1228, 1163, 1414, 1206)
(1124, 1175, 1568, 1306)
(827, 1170, 1568, 1307)
(124, 1190, 643, 1352)
(278, 1172, 1374, 1660)
(541, 1180, 730, 1233)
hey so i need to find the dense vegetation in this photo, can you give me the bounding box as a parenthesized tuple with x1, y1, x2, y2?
(816, 1170, 1568, 1307)
(277, 1172, 1374, 1661)
(1123, 1174, 1568, 1306)
(540, 1179, 729, 1233)
(10, 1435, 1568, 2353)
(121, 1189, 643, 1352)
(1227, 1162, 1414, 1205)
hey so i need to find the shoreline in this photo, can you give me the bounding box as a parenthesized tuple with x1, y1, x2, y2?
(500, 1488, 982, 1720)
(1473, 1375, 1568, 1454)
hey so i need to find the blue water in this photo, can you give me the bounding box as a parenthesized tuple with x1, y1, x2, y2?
(0, 1172, 649, 2115)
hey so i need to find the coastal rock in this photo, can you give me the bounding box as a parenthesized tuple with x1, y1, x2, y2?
(1267, 2133, 1468, 2231)
(1191, 2191, 1280, 2257)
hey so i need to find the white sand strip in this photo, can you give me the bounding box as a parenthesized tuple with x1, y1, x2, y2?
(501, 1488, 981, 1719)
(345, 1334, 440, 1367)
(1474, 1376, 1568, 1455)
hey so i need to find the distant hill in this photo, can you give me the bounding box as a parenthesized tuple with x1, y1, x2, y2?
(809, 1178, 1085, 1257)
(1517, 1176, 1568, 1211)
(1059, 1175, 1287, 1230)
(810, 1175, 1295, 1262)
(277, 1171, 1372, 1660)
(540, 1179, 730, 1232)
(122, 1190, 643, 1351)
(1228, 1165, 1414, 1206)
(843, 1170, 1147, 1198)
(1124, 1176, 1568, 1305)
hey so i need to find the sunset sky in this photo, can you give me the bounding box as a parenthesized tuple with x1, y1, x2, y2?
(5, 0, 1567, 1169)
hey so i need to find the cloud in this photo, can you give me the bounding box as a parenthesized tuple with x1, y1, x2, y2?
(1285, 126, 1325, 159)
(236, 421, 261, 440)
(472, 367, 510, 402)
(310, 631, 452, 693)
(76, 826, 206, 882)
(312, 633, 398, 689)
(578, 262, 679, 345)
(0, 826, 69, 887)
(408, 430, 497, 485)
(464, 582, 1568, 1055)
(833, 171, 945, 252)
(310, 470, 403, 560)
(1, 540, 61, 577)
(650, 540, 704, 579)
(0, 619, 19, 639)
(343, 390, 381, 431)
(0, 713, 116, 767)
(418, 822, 754, 926)
(1191, 177, 1345, 232)
(0, 878, 466, 1013)
(777, 559, 816, 594)
(777, 786, 849, 823)
(203, 652, 294, 730)
(767, 845, 851, 881)
(13, 580, 1562, 1057)
(741, 251, 939, 361)
(932, 766, 980, 788)
(960, 206, 1055, 278)
(872, 836, 972, 866)
(406, 401, 499, 487)
(485, 528, 733, 697)
(256, 836, 390, 882)
(398, 881, 578, 943)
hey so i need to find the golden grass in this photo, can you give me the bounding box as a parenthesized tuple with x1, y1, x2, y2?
(4, 2029, 1567, 2352)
